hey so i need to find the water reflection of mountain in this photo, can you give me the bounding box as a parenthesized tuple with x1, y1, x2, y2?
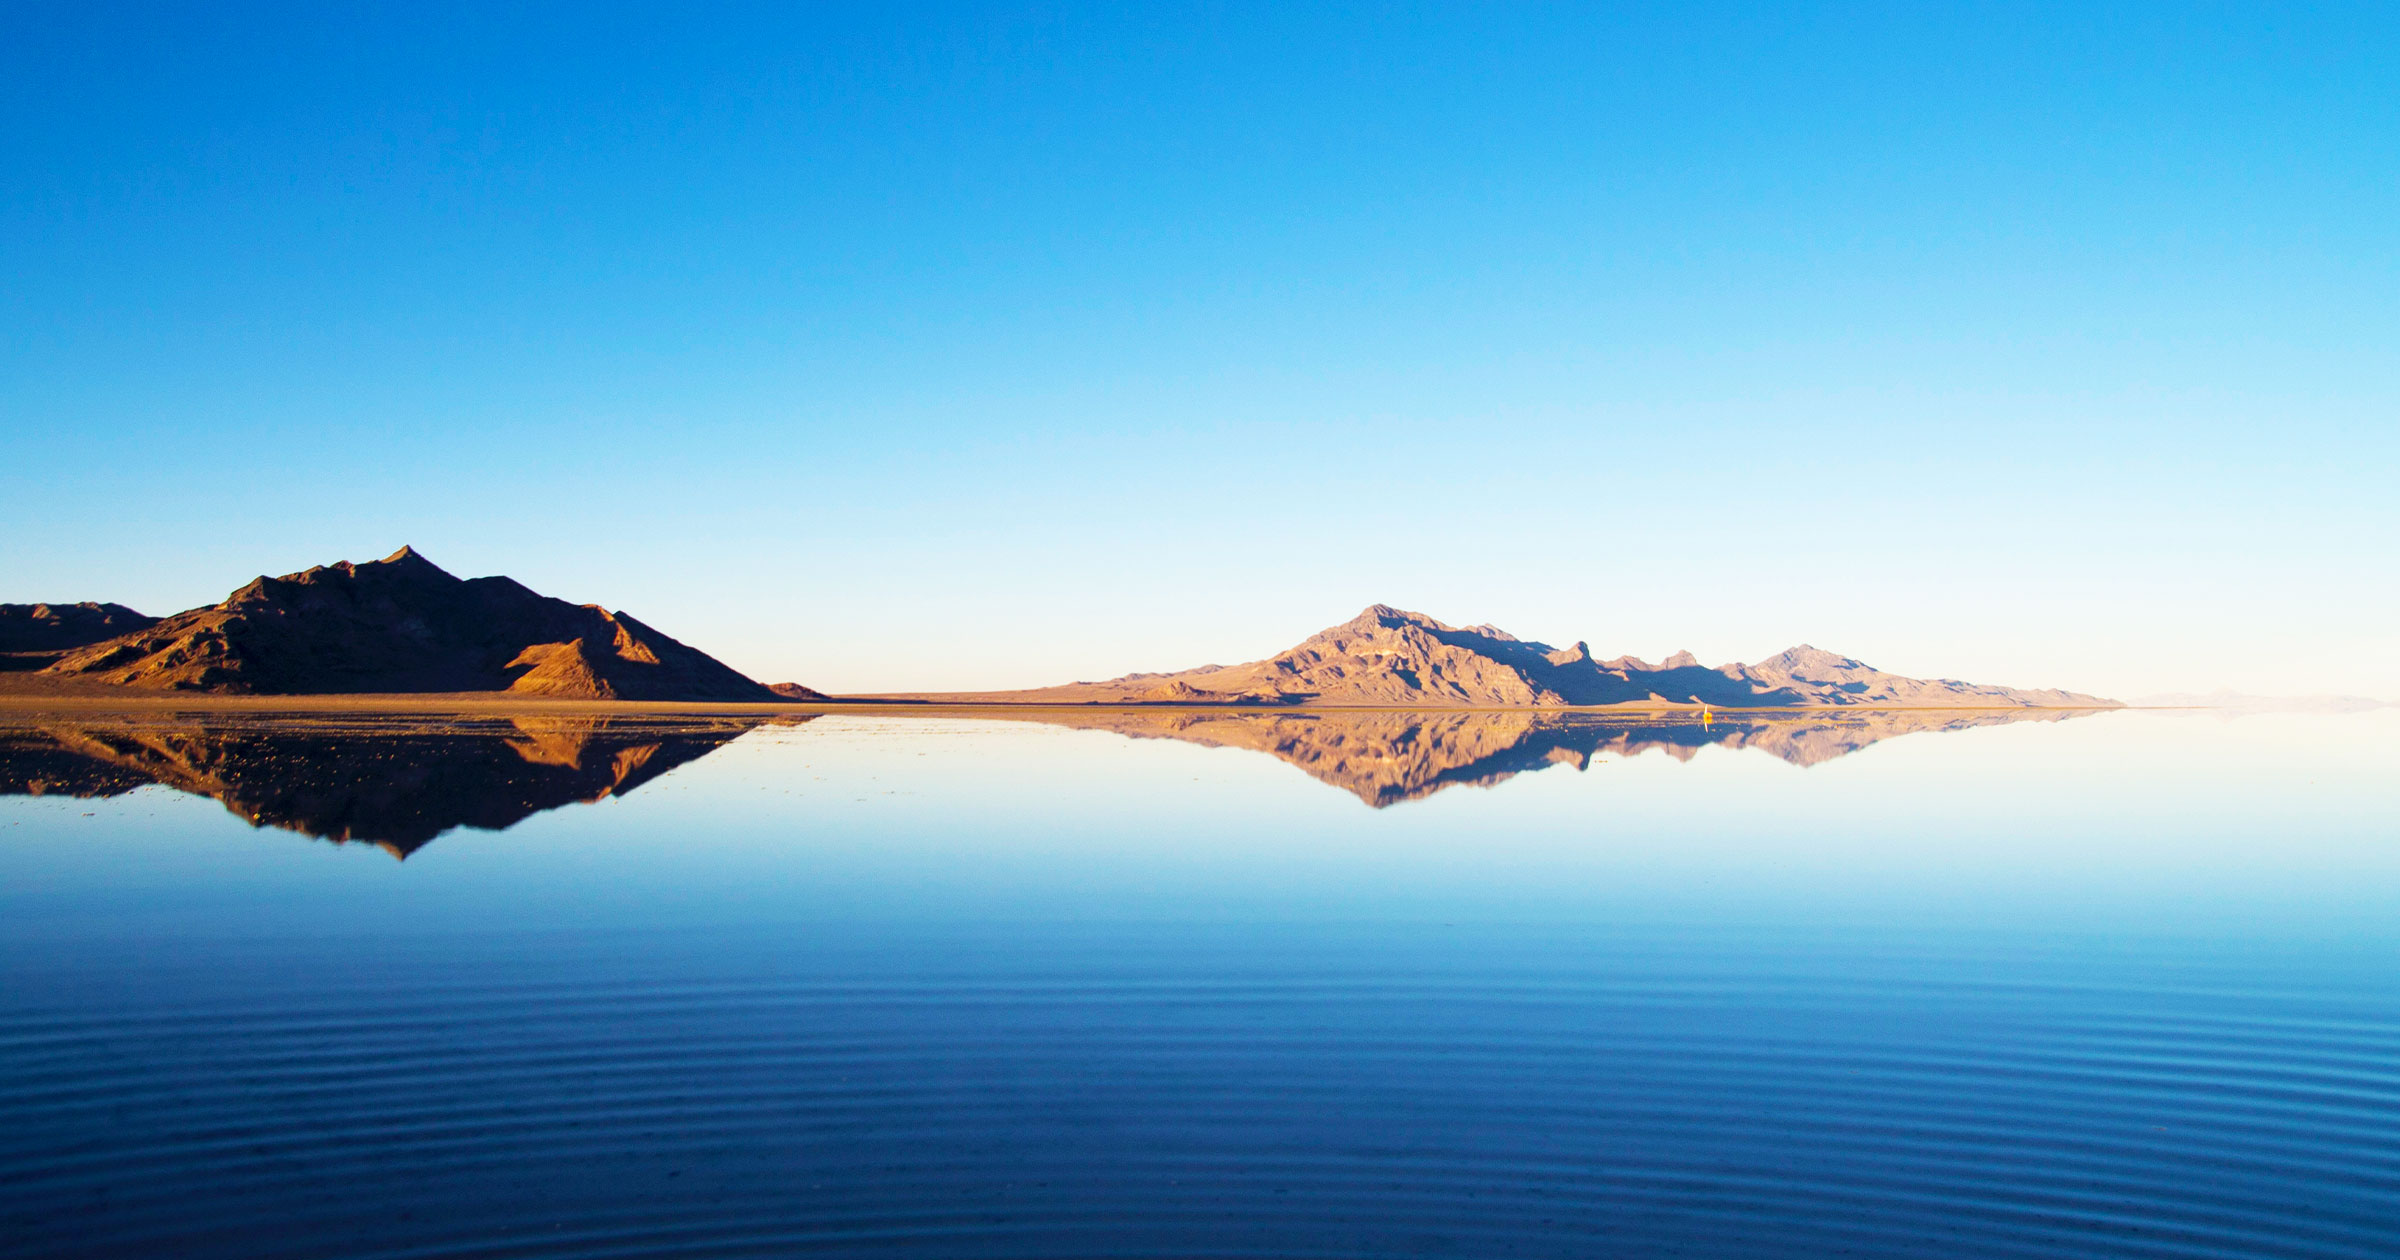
(0, 716, 785, 857)
(0, 707, 2109, 846)
(1013, 707, 2101, 807)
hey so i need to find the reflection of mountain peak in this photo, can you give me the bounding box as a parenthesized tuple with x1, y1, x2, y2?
(0, 716, 785, 857)
(1, 706, 2108, 845)
(1004, 707, 2100, 806)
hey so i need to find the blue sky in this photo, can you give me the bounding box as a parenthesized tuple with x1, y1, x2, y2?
(5, 3, 2394, 696)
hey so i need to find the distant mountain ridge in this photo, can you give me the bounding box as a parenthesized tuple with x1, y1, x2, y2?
(901, 604, 2115, 708)
(10, 569, 2110, 708)
(0, 602, 158, 659)
(38, 547, 798, 702)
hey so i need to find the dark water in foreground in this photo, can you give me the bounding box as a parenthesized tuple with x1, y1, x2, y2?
(2, 707, 2395, 1258)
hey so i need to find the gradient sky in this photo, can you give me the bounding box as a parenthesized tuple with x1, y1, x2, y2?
(5, 3, 2395, 696)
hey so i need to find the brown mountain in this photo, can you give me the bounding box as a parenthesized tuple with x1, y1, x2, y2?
(894, 605, 2116, 708)
(0, 706, 2083, 834)
(0, 714, 780, 857)
(0, 602, 158, 669)
(961, 706, 2098, 806)
(40, 547, 797, 701)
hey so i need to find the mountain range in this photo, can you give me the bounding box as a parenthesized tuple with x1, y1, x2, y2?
(7, 553, 2111, 707)
(26, 547, 821, 701)
(890, 604, 2117, 709)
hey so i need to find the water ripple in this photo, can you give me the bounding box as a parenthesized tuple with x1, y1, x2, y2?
(6, 964, 2398, 1260)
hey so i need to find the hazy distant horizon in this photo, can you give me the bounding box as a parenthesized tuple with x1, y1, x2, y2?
(5, 5, 2393, 697)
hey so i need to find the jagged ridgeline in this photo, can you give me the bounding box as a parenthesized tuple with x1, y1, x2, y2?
(899, 605, 2118, 709)
(34, 547, 825, 702)
(14, 554, 2105, 708)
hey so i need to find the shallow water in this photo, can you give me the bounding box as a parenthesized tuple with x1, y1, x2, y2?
(2, 707, 2395, 1258)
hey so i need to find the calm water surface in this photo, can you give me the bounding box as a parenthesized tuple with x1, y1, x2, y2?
(2, 707, 2395, 1258)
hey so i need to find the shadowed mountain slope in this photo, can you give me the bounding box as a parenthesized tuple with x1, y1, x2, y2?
(0, 715, 783, 856)
(893, 605, 2115, 709)
(39, 548, 797, 701)
(0, 602, 158, 670)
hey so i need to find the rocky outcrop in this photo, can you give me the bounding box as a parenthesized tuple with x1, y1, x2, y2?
(909, 605, 2116, 709)
(39, 547, 806, 701)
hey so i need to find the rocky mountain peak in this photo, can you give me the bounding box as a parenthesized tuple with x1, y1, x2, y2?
(1343, 604, 1423, 630)
(1756, 644, 1866, 673)
(921, 608, 2117, 710)
(1545, 641, 1592, 667)
(37, 548, 803, 702)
